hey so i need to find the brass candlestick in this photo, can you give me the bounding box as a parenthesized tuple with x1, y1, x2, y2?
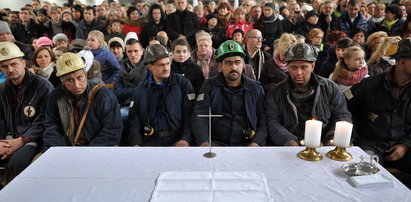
(327, 146, 352, 161)
(297, 147, 323, 161)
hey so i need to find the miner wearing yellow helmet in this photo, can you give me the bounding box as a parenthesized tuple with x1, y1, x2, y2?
(0, 42, 53, 181)
(42, 52, 122, 151)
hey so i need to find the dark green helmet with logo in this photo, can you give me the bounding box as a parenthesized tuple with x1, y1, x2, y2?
(215, 40, 246, 62)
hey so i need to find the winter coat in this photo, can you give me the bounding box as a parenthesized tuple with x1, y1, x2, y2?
(171, 59, 205, 95)
(260, 58, 288, 93)
(114, 59, 149, 105)
(166, 9, 200, 44)
(91, 47, 121, 84)
(265, 73, 352, 145)
(331, 11, 368, 37)
(140, 21, 166, 48)
(254, 15, 283, 51)
(126, 73, 195, 146)
(43, 80, 122, 151)
(11, 20, 47, 44)
(0, 69, 53, 143)
(191, 73, 267, 146)
(76, 19, 106, 40)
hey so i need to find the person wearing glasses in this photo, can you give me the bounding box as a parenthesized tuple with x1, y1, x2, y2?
(265, 43, 351, 146)
(243, 29, 271, 81)
(192, 40, 267, 147)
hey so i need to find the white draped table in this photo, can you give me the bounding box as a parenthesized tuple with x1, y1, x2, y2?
(0, 146, 410, 202)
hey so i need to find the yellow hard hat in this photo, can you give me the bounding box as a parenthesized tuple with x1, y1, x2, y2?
(56, 52, 87, 77)
(0, 42, 25, 62)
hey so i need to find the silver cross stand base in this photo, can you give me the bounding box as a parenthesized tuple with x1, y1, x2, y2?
(197, 107, 223, 158)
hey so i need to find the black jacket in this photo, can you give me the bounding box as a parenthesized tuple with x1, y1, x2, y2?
(0, 69, 53, 142)
(140, 22, 166, 48)
(11, 20, 46, 44)
(260, 58, 288, 93)
(76, 19, 106, 40)
(348, 71, 411, 148)
(265, 74, 352, 145)
(171, 59, 205, 95)
(192, 73, 267, 146)
(254, 15, 283, 51)
(126, 73, 195, 146)
(166, 9, 200, 44)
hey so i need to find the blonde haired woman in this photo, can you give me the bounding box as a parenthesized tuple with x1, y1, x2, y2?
(364, 31, 388, 60)
(191, 32, 218, 79)
(87, 30, 120, 84)
(367, 36, 401, 76)
(260, 33, 297, 93)
(330, 46, 368, 93)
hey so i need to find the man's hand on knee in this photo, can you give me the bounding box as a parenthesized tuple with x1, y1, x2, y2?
(385, 144, 409, 161)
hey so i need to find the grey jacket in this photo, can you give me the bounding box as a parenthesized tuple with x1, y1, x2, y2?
(265, 73, 352, 145)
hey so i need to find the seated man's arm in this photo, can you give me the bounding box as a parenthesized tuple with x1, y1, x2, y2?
(113, 77, 135, 104)
(179, 78, 196, 145)
(191, 80, 213, 145)
(125, 86, 144, 146)
(250, 84, 267, 146)
(42, 92, 67, 152)
(265, 91, 299, 146)
(89, 89, 123, 146)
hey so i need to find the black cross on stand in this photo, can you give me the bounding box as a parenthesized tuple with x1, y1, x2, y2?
(197, 107, 223, 158)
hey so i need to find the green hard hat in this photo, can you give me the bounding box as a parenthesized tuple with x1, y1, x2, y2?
(215, 40, 245, 62)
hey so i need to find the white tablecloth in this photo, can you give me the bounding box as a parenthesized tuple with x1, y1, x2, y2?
(0, 146, 410, 202)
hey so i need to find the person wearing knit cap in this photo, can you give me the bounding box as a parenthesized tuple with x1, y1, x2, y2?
(69, 39, 87, 53)
(295, 10, 320, 39)
(61, 10, 73, 23)
(36, 36, 53, 50)
(347, 38, 411, 174)
(202, 13, 226, 49)
(108, 37, 125, 62)
(254, 2, 283, 53)
(124, 32, 139, 44)
(52, 33, 69, 48)
(36, 8, 50, 27)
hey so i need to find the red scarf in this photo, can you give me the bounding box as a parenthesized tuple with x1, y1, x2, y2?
(334, 65, 368, 86)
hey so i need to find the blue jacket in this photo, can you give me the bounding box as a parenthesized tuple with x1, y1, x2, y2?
(192, 73, 267, 146)
(265, 74, 352, 145)
(126, 73, 195, 146)
(0, 69, 53, 142)
(43, 81, 123, 151)
(331, 11, 368, 37)
(92, 47, 121, 84)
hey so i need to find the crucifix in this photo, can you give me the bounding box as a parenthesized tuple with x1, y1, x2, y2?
(197, 107, 223, 158)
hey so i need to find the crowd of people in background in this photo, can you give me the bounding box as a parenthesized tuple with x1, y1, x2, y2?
(0, 0, 411, 185)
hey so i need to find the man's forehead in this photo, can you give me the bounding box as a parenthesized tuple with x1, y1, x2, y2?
(223, 56, 243, 62)
(288, 61, 313, 66)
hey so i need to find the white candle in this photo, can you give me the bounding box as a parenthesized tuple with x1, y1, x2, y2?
(304, 120, 322, 148)
(333, 121, 353, 147)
